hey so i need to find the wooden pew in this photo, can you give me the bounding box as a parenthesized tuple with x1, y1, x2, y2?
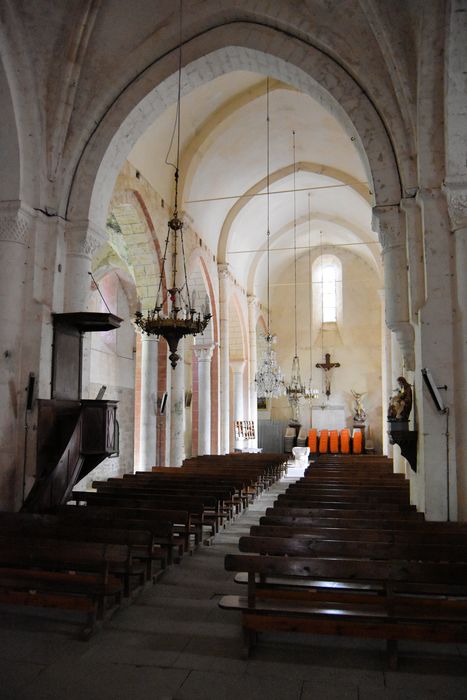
(268, 506, 423, 520)
(53, 506, 184, 563)
(273, 501, 415, 513)
(0, 514, 165, 580)
(91, 480, 237, 523)
(220, 554, 467, 666)
(0, 537, 128, 638)
(238, 534, 467, 563)
(70, 492, 207, 546)
(126, 473, 249, 510)
(250, 523, 467, 545)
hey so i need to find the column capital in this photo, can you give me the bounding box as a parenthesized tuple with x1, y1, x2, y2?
(194, 343, 215, 362)
(217, 262, 230, 280)
(442, 178, 467, 231)
(230, 358, 246, 373)
(399, 196, 419, 214)
(371, 204, 402, 251)
(247, 293, 257, 307)
(0, 200, 35, 244)
(65, 219, 106, 258)
(140, 333, 159, 344)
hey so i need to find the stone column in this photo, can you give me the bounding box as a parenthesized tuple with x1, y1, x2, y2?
(400, 197, 426, 321)
(247, 294, 258, 448)
(64, 220, 105, 399)
(443, 180, 467, 518)
(415, 188, 458, 520)
(169, 338, 185, 466)
(390, 331, 405, 476)
(377, 289, 391, 457)
(64, 220, 104, 312)
(231, 359, 246, 451)
(372, 205, 415, 370)
(218, 263, 231, 453)
(194, 344, 215, 456)
(139, 335, 159, 470)
(0, 201, 34, 509)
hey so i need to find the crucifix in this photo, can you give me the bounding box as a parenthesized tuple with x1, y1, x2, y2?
(316, 353, 340, 397)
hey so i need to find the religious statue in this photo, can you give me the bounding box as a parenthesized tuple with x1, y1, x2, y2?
(387, 376, 413, 422)
(351, 390, 367, 424)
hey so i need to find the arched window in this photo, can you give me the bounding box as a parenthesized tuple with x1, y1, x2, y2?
(321, 264, 337, 322)
(312, 254, 342, 327)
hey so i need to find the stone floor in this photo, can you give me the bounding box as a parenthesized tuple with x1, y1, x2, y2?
(1, 466, 467, 700)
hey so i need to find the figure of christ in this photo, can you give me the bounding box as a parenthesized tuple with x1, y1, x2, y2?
(316, 353, 340, 397)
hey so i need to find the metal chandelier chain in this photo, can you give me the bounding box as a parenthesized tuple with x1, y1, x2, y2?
(293, 130, 298, 357)
(266, 77, 271, 333)
(134, 0, 211, 368)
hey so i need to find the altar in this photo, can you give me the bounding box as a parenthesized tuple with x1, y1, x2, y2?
(311, 405, 346, 432)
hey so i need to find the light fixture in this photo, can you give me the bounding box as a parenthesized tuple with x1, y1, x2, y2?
(134, 0, 211, 368)
(305, 192, 320, 402)
(285, 131, 309, 420)
(255, 78, 285, 399)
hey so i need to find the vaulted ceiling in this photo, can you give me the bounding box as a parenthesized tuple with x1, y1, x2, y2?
(128, 69, 381, 305)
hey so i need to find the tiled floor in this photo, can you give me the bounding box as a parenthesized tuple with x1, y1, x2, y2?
(1, 465, 467, 699)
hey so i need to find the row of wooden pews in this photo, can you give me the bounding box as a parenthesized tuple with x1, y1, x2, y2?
(0, 452, 286, 639)
(220, 454, 467, 668)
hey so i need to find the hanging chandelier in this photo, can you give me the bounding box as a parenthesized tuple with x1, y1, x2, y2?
(134, 0, 211, 368)
(285, 131, 312, 420)
(254, 78, 285, 399)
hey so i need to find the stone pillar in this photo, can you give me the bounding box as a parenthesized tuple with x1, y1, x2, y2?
(218, 263, 231, 453)
(0, 201, 34, 509)
(378, 289, 391, 456)
(194, 344, 215, 456)
(169, 339, 185, 466)
(64, 220, 104, 312)
(400, 197, 426, 320)
(247, 294, 258, 448)
(139, 335, 158, 470)
(372, 205, 415, 370)
(64, 221, 105, 399)
(390, 331, 406, 476)
(415, 188, 458, 520)
(443, 180, 467, 518)
(231, 359, 246, 450)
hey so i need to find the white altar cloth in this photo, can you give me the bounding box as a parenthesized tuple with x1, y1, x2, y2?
(311, 405, 346, 431)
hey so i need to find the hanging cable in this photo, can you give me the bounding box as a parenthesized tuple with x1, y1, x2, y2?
(292, 130, 298, 357)
(266, 77, 271, 334)
(165, 0, 183, 172)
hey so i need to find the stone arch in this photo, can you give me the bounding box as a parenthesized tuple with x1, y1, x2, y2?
(0, 14, 43, 206)
(110, 189, 164, 312)
(229, 290, 248, 362)
(64, 25, 402, 230)
(248, 210, 382, 294)
(178, 77, 296, 204)
(0, 60, 21, 203)
(219, 160, 372, 265)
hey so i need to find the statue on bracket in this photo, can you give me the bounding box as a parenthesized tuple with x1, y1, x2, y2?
(351, 390, 367, 424)
(387, 376, 413, 422)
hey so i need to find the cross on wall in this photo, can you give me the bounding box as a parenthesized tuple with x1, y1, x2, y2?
(316, 353, 341, 397)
